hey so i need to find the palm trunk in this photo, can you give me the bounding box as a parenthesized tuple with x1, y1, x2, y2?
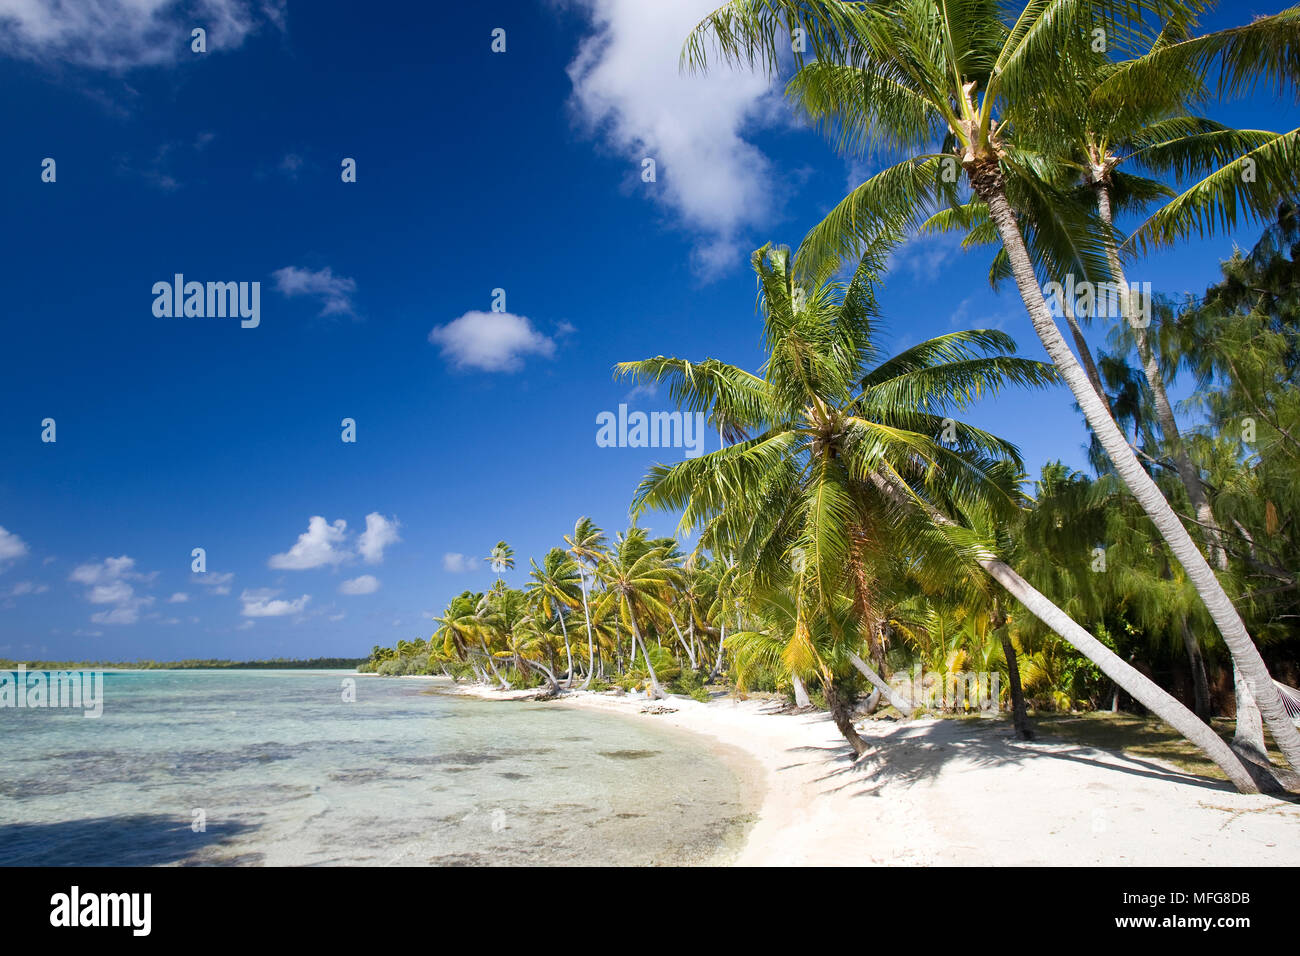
(578, 573, 597, 690)
(520, 658, 562, 695)
(979, 176, 1300, 773)
(869, 468, 1257, 792)
(668, 611, 697, 669)
(1233, 661, 1267, 756)
(709, 619, 727, 681)
(1096, 181, 1228, 569)
(1063, 308, 1111, 409)
(555, 600, 574, 688)
(1101, 180, 1273, 752)
(626, 604, 664, 699)
(999, 631, 1034, 740)
(1179, 617, 1213, 723)
(791, 672, 812, 708)
(846, 651, 915, 716)
(822, 674, 869, 757)
(478, 637, 511, 690)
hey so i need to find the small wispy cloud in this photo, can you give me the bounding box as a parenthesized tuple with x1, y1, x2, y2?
(0, 0, 287, 71)
(240, 588, 310, 618)
(889, 232, 967, 283)
(442, 552, 477, 573)
(272, 266, 358, 317)
(69, 555, 155, 625)
(194, 570, 234, 595)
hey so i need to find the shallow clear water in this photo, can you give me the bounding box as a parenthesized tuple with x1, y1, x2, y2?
(0, 670, 757, 866)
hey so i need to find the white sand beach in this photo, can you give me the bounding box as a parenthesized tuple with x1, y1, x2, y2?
(443, 681, 1300, 866)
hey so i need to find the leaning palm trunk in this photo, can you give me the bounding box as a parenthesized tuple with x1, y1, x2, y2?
(554, 600, 574, 688)
(983, 552, 1258, 792)
(626, 607, 665, 699)
(1233, 661, 1267, 756)
(1095, 182, 1271, 751)
(668, 611, 697, 669)
(977, 176, 1300, 773)
(1095, 182, 1230, 571)
(709, 620, 727, 681)
(519, 658, 563, 695)
(869, 469, 1257, 792)
(846, 651, 915, 717)
(478, 637, 511, 690)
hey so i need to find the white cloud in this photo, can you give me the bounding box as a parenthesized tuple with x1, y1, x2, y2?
(194, 570, 234, 595)
(272, 265, 357, 316)
(339, 574, 380, 595)
(358, 513, 400, 564)
(442, 552, 477, 573)
(89, 580, 133, 605)
(70, 555, 154, 625)
(0, 526, 29, 565)
(428, 311, 556, 372)
(240, 588, 310, 617)
(7, 581, 46, 597)
(0, 0, 286, 71)
(269, 516, 349, 570)
(564, 0, 778, 275)
(168, 592, 190, 603)
(237, 620, 255, 630)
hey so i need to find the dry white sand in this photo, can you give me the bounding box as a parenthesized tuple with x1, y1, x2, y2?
(443, 680, 1300, 866)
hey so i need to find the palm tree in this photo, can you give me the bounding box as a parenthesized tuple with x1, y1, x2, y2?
(593, 528, 682, 699)
(527, 547, 581, 687)
(728, 584, 880, 751)
(619, 240, 1258, 789)
(486, 540, 515, 579)
(564, 517, 608, 688)
(682, 0, 1300, 776)
(1007, 27, 1298, 756)
(434, 591, 509, 688)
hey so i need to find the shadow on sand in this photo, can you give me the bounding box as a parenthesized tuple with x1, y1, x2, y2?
(756, 704, 1243, 798)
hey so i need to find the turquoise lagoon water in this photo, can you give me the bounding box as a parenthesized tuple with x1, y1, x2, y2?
(0, 670, 757, 866)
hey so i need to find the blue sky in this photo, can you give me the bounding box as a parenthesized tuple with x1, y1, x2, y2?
(0, 0, 1295, 661)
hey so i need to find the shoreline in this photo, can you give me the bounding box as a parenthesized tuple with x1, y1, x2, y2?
(432, 678, 1300, 866)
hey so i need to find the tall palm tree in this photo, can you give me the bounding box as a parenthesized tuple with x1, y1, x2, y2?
(486, 540, 515, 579)
(527, 547, 581, 687)
(682, 0, 1300, 775)
(564, 517, 608, 688)
(996, 25, 1294, 754)
(619, 241, 1258, 789)
(593, 528, 682, 699)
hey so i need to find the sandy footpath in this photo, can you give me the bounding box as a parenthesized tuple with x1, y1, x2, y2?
(433, 679, 1300, 866)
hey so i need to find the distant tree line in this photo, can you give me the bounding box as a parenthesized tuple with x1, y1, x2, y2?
(0, 657, 366, 670)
